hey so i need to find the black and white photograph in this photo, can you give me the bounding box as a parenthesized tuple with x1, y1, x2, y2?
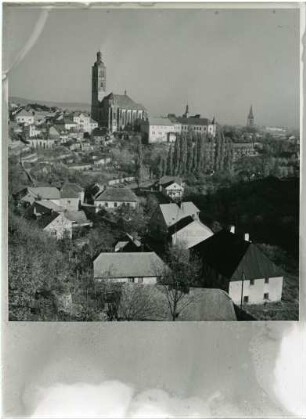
(3, 4, 300, 322)
(1, 3, 306, 419)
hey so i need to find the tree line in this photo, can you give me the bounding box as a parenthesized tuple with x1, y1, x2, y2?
(155, 128, 233, 178)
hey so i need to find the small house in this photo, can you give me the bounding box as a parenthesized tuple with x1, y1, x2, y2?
(94, 187, 138, 210)
(93, 251, 168, 284)
(191, 230, 284, 305)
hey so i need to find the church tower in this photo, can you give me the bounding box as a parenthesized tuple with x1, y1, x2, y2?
(91, 51, 106, 122)
(247, 105, 254, 128)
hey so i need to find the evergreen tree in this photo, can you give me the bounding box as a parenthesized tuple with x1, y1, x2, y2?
(186, 135, 193, 174)
(166, 145, 174, 175)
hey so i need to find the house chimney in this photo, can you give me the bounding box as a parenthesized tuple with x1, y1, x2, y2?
(230, 225, 235, 234)
(244, 233, 250, 242)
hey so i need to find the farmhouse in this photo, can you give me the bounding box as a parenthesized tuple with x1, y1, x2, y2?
(94, 187, 138, 210)
(150, 202, 200, 234)
(191, 230, 284, 305)
(158, 176, 185, 200)
(93, 251, 167, 284)
(60, 183, 84, 211)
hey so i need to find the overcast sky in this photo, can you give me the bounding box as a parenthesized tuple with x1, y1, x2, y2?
(3, 6, 300, 127)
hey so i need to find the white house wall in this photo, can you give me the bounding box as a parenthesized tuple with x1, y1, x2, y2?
(94, 276, 158, 284)
(229, 276, 283, 305)
(60, 197, 79, 211)
(95, 200, 137, 209)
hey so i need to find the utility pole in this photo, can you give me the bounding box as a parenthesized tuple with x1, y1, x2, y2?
(240, 271, 245, 309)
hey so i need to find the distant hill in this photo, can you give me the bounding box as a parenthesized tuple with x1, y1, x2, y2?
(9, 96, 91, 112)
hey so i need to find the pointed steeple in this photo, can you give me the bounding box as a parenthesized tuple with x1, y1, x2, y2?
(183, 103, 189, 118)
(97, 50, 102, 63)
(247, 105, 254, 127)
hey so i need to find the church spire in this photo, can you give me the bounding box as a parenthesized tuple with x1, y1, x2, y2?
(183, 103, 189, 118)
(247, 105, 254, 127)
(97, 50, 102, 63)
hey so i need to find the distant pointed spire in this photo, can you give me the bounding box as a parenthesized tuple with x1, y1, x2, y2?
(124, 89, 127, 96)
(247, 105, 254, 127)
(212, 116, 215, 124)
(97, 50, 102, 63)
(183, 103, 189, 118)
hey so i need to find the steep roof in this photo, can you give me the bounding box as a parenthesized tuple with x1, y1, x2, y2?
(48, 126, 60, 138)
(34, 200, 64, 212)
(16, 109, 34, 117)
(171, 220, 214, 249)
(38, 212, 61, 229)
(158, 176, 183, 187)
(191, 230, 283, 281)
(103, 93, 146, 111)
(94, 252, 167, 278)
(148, 117, 174, 126)
(159, 202, 200, 227)
(168, 215, 194, 235)
(64, 210, 90, 225)
(95, 187, 138, 203)
(176, 116, 210, 126)
(27, 187, 61, 200)
(60, 183, 84, 198)
(175, 288, 237, 321)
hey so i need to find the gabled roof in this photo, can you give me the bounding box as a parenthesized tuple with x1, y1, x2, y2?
(95, 187, 138, 203)
(94, 252, 167, 278)
(38, 212, 61, 229)
(34, 200, 64, 213)
(176, 117, 210, 126)
(60, 183, 84, 198)
(148, 117, 174, 126)
(27, 187, 61, 200)
(159, 202, 200, 228)
(168, 215, 194, 235)
(16, 109, 34, 117)
(103, 93, 146, 111)
(64, 210, 90, 225)
(48, 126, 60, 138)
(158, 176, 183, 187)
(170, 219, 214, 249)
(175, 288, 237, 321)
(191, 230, 283, 281)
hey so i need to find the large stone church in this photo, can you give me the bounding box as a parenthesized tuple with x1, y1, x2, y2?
(91, 51, 147, 133)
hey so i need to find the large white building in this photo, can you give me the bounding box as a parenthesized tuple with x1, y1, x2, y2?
(140, 117, 177, 143)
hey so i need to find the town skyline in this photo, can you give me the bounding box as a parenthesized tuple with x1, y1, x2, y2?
(4, 7, 300, 128)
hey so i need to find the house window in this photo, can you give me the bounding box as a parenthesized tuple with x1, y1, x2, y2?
(105, 202, 108, 207)
(51, 231, 57, 236)
(250, 279, 255, 286)
(265, 278, 269, 284)
(264, 293, 269, 300)
(128, 278, 135, 283)
(114, 202, 118, 208)
(243, 296, 249, 303)
(138, 278, 143, 284)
